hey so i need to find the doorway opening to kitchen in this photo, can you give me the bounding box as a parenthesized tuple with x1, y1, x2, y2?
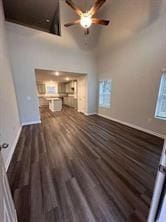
(34, 69, 87, 119)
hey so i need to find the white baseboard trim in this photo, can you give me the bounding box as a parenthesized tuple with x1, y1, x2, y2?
(97, 113, 165, 139)
(84, 113, 97, 116)
(22, 120, 41, 126)
(5, 126, 22, 170)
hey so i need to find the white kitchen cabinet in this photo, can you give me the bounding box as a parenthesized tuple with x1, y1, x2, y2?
(37, 84, 46, 94)
(39, 97, 49, 107)
(73, 98, 77, 108)
(65, 83, 70, 93)
(63, 97, 68, 105)
(63, 96, 77, 108)
(58, 83, 66, 93)
(65, 81, 75, 93)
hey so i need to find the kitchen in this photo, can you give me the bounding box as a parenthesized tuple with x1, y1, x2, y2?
(35, 69, 86, 113)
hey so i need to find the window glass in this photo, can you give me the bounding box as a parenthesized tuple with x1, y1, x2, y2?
(99, 80, 112, 108)
(155, 73, 166, 120)
(46, 86, 57, 94)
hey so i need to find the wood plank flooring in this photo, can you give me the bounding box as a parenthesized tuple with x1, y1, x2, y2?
(7, 107, 164, 222)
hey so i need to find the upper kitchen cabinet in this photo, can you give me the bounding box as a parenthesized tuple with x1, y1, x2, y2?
(58, 83, 66, 94)
(37, 83, 46, 94)
(65, 83, 71, 93)
(65, 81, 76, 93)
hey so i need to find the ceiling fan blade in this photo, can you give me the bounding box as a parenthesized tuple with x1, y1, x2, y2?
(92, 18, 110, 25)
(64, 20, 80, 27)
(84, 28, 90, 35)
(88, 0, 106, 16)
(65, 0, 83, 16)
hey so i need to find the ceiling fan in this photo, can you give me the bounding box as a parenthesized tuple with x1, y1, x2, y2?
(64, 0, 110, 35)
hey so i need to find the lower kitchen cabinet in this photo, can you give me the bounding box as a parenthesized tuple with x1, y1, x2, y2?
(63, 97, 77, 108)
(39, 97, 49, 107)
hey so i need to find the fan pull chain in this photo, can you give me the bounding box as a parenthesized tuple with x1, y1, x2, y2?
(85, 0, 88, 13)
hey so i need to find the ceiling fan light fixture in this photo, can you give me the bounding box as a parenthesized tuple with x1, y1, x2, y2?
(64, 0, 110, 35)
(80, 13, 92, 29)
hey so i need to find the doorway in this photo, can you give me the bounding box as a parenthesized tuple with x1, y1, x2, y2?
(34, 69, 87, 118)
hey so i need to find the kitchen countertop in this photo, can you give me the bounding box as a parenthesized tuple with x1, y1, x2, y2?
(38, 94, 66, 98)
(46, 97, 62, 101)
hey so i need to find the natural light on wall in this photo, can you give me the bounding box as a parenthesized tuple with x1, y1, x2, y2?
(155, 72, 166, 120)
(99, 80, 112, 108)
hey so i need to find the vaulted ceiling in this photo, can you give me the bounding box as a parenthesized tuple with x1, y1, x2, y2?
(35, 69, 85, 83)
(2, 0, 105, 51)
(2, 0, 60, 35)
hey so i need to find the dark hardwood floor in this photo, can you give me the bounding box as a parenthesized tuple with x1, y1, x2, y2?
(7, 107, 164, 222)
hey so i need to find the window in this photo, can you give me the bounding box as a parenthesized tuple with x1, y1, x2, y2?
(155, 72, 166, 120)
(99, 80, 112, 108)
(46, 85, 57, 94)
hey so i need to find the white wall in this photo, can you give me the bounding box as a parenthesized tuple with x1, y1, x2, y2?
(6, 0, 97, 124)
(96, 0, 166, 136)
(0, 0, 20, 168)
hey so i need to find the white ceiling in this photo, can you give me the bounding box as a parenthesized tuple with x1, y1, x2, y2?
(35, 69, 86, 83)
